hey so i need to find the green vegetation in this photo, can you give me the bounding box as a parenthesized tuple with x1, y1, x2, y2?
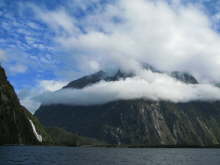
(46, 127, 105, 146)
(0, 66, 53, 145)
(23, 108, 54, 144)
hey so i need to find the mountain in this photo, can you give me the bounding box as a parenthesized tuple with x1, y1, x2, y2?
(170, 71, 198, 84)
(63, 70, 133, 89)
(0, 66, 52, 145)
(35, 66, 220, 146)
(63, 67, 197, 90)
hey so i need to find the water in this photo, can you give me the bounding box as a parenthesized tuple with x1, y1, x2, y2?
(0, 146, 220, 165)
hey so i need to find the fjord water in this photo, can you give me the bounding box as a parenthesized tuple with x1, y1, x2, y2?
(1, 146, 220, 165)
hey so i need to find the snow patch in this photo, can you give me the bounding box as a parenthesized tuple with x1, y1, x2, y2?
(28, 119, 43, 142)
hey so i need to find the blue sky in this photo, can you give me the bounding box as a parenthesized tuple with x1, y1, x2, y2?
(1, 0, 220, 112)
(0, 0, 124, 89)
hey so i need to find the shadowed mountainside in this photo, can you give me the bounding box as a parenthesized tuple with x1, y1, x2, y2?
(0, 66, 52, 145)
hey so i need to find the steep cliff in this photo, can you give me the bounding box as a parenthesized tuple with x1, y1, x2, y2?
(0, 66, 52, 145)
(36, 100, 220, 146)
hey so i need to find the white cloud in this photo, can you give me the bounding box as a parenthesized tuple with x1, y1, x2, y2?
(39, 80, 68, 91)
(33, 7, 79, 35)
(36, 70, 220, 106)
(18, 80, 67, 113)
(33, 0, 220, 83)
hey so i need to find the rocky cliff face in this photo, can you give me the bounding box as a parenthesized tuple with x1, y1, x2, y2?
(0, 66, 52, 145)
(35, 67, 220, 146)
(36, 100, 220, 146)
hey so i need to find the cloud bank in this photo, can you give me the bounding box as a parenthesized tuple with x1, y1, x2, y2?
(35, 0, 220, 82)
(36, 70, 220, 106)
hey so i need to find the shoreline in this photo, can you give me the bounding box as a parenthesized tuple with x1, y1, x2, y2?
(2, 144, 220, 149)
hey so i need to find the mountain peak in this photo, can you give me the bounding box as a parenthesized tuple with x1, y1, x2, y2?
(64, 64, 198, 89)
(170, 71, 198, 84)
(63, 69, 133, 89)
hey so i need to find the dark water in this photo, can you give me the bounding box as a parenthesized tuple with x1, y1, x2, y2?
(0, 146, 220, 165)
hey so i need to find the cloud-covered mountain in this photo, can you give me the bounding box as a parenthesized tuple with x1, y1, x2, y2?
(35, 65, 220, 106)
(35, 66, 220, 146)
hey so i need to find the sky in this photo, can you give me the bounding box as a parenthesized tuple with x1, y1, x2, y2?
(1, 0, 220, 112)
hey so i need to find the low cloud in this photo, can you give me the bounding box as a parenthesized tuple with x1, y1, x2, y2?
(39, 80, 68, 92)
(36, 70, 220, 106)
(18, 80, 68, 113)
